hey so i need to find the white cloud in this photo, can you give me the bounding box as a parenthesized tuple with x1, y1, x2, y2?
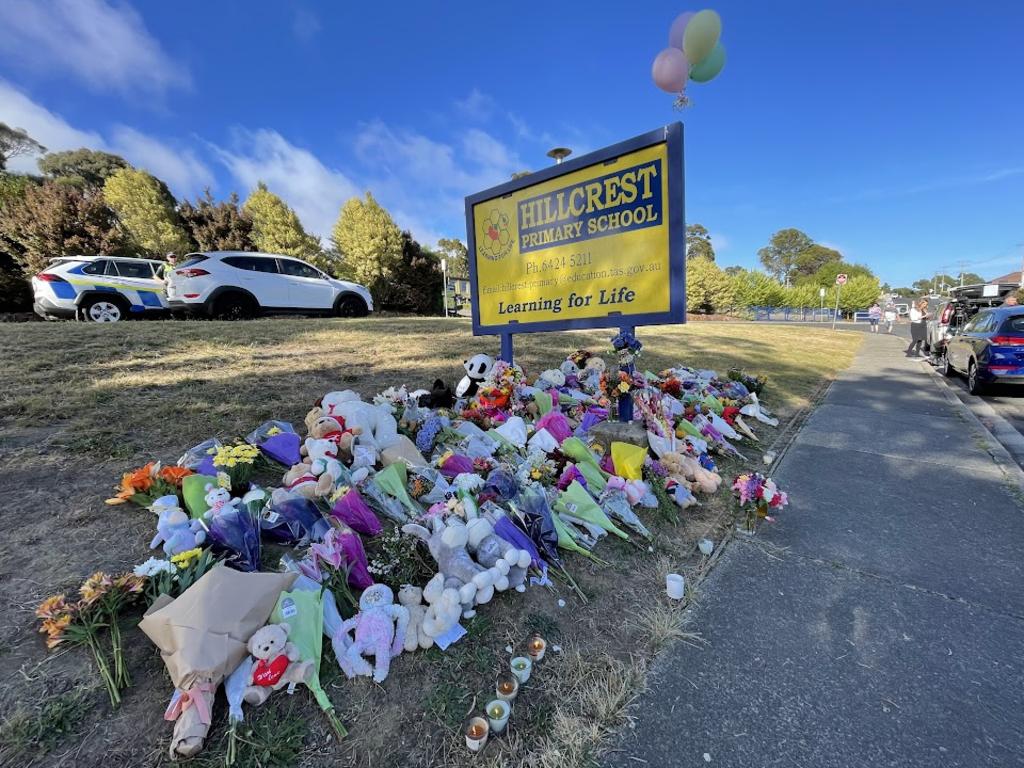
(454, 89, 496, 121)
(0, 79, 212, 195)
(212, 129, 359, 240)
(291, 7, 321, 40)
(110, 126, 213, 194)
(0, 0, 188, 94)
(0, 78, 101, 172)
(709, 232, 730, 252)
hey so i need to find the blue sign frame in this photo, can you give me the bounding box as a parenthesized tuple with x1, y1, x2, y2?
(464, 122, 685, 338)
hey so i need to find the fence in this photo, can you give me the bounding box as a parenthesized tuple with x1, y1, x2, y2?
(749, 306, 838, 321)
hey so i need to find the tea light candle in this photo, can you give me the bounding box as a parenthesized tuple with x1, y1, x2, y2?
(486, 699, 510, 734)
(496, 673, 519, 702)
(527, 635, 547, 662)
(510, 656, 533, 683)
(465, 716, 489, 752)
(666, 573, 685, 600)
(698, 538, 714, 556)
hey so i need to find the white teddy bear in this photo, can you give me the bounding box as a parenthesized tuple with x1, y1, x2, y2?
(456, 353, 494, 398)
(421, 573, 462, 640)
(397, 584, 432, 652)
(203, 484, 240, 517)
(317, 391, 400, 458)
(303, 437, 344, 496)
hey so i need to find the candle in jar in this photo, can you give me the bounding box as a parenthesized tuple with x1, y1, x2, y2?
(486, 699, 510, 734)
(465, 717, 489, 752)
(527, 635, 547, 661)
(510, 656, 533, 683)
(496, 673, 519, 701)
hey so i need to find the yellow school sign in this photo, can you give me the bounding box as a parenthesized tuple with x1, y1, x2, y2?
(466, 123, 684, 336)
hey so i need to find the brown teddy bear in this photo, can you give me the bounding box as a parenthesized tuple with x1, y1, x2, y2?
(305, 414, 361, 465)
(242, 622, 312, 706)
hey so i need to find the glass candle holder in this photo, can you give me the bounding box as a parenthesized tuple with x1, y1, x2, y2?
(527, 635, 547, 662)
(486, 699, 510, 734)
(510, 656, 533, 684)
(465, 716, 489, 752)
(496, 673, 519, 702)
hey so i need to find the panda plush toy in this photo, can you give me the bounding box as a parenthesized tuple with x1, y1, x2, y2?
(456, 353, 495, 398)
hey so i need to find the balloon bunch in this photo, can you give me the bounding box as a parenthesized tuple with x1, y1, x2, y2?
(652, 9, 726, 108)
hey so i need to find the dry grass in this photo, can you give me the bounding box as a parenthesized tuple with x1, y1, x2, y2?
(0, 316, 862, 767)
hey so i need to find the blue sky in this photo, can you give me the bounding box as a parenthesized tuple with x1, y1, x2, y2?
(1, 0, 1021, 286)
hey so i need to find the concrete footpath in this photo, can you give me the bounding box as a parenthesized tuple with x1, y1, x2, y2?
(608, 333, 1024, 768)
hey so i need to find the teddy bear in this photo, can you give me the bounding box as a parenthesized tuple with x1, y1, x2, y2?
(312, 391, 400, 457)
(296, 437, 344, 497)
(420, 572, 462, 641)
(661, 451, 721, 495)
(417, 379, 456, 409)
(582, 356, 606, 392)
(336, 585, 410, 683)
(203, 484, 241, 518)
(465, 517, 531, 593)
(281, 460, 319, 499)
(559, 359, 581, 388)
(150, 496, 207, 557)
(397, 584, 433, 652)
(402, 516, 502, 618)
(242, 622, 313, 706)
(306, 414, 361, 464)
(456, 353, 494, 398)
(535, 368, 566, 390)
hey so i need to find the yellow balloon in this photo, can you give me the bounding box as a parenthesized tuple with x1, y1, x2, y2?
(683, 9, 722, 67)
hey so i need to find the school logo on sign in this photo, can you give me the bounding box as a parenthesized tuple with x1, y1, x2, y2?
(478, 209, 513, 261)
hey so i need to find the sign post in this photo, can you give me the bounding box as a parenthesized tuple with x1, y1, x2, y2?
(832, 273, 847, 330)
(819, 286, 826, 321)
(464, 124, 685, 421)
(440, 257, 449, 318)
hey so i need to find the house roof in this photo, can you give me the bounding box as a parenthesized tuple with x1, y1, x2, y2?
(989, 270, 1021, 284)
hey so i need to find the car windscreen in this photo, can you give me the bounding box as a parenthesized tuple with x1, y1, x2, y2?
(176, 254, 209, 269)
(222, 256, 279, 273)
(1000, 316, 1024, 335)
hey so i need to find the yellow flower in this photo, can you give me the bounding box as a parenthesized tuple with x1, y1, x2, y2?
(36, 594, 69, 620)
(170, 548, 203, 569)
(618, 381, 630, 394)
(267, 427, 282, 436)
(41, 614, 72, 648)
(79, 572, 113, 605)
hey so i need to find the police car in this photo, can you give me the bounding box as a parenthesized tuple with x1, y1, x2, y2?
(32, 256, 169, 322)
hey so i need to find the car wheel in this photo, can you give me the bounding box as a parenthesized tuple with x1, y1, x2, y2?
(80, 296, 126, 322)
(213, 293, 257, 320)
(335, 295, 368, 318)
(940, 351, 956, 377)
(968, 361, 986, 395)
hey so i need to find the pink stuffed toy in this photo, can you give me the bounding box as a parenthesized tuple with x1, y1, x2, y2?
(336, 584, 409, 683)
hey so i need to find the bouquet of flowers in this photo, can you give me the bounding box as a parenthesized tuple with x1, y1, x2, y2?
(728, 367, 767, 396)
(296, 526, 368, 617)
(36, 571, 146, 707)
(134, 549, 220, 606)
(366, 527, 436, 592)
(610, 329, 643, 365)
(210, 442, 261, 490)
(732, 472, 788, 534)
(600, 369, 648, 409)
(106, 462, 193, 506)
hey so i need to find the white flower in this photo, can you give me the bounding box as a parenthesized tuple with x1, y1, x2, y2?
(453, 473, 484, 492)
(133, 557, 176, 577)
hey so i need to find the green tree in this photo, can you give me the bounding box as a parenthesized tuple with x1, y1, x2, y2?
(831, 275, 882, 313)
(103, 168, 191, 257)
(757, 228, 813, 283)
(686, 223, 715, 261)
(0, 182, 134, 277)
(784, 282, 823, 309)
(242, 182, 332, 270)
(0, 123, 45, 171)
(0, 172, 41, 310)
(791, 243, 841, 279)
(686, 256, 735, 314)
(731, 268, 785, 308)
(331, 192, 403, 289)
(179, 190, 254, 252)
(374, 232, 444, 314)
(38, 149, 130, 189)
(803, 260, 875, 288)
(437, 237, 468, 278)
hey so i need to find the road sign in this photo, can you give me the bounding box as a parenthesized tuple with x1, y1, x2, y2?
(819, 287, 826, 298)
(835, 273, 848, 286)
(465, 123, 684, 337)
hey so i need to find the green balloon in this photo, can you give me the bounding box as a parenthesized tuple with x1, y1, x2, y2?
(683, 9, 722, 67)
(689, 41, 725, 83)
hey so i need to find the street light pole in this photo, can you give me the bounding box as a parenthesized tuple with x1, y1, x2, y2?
(440, 257, 448, 318)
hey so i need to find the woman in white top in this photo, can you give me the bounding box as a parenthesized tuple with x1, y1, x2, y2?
(906, 299, 929, 356)
(883, 304, 897, 334)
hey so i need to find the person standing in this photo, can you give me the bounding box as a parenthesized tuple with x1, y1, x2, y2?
(868, 303, 882, 333)
(906, 299, 930, 356)
(1005, 291, 1019, 307)
(883, 304, 897, 334)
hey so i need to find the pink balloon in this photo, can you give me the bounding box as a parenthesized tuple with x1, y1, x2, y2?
(668, 11, 695, 49)
(652, 47, 689, 93)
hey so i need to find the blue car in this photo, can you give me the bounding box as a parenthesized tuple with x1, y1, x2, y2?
(941, 305, 1024, 394)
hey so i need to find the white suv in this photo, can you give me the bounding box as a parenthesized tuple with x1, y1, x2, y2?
(32, 255, 169, 322)
(165, 251, 373, 318)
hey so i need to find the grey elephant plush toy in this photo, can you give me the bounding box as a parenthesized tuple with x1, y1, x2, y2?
(402, 516, 502, 618)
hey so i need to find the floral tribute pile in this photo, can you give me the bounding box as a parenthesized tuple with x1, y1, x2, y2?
(36, 335, 786, 760)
